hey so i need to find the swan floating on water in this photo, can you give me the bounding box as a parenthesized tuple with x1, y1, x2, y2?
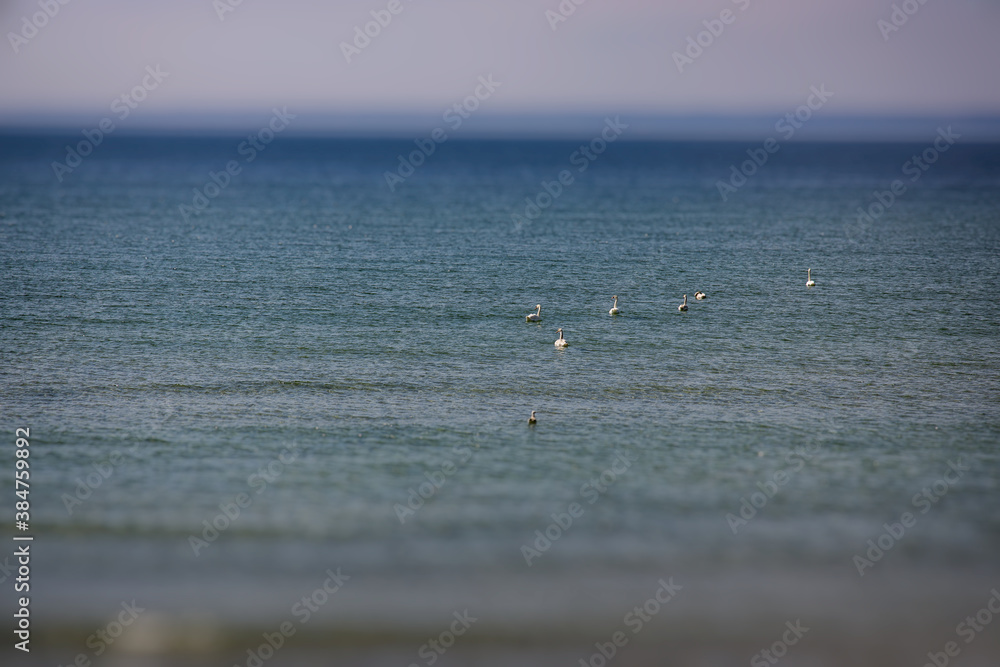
(528, 411, 537, 425)
(678, 295, 688, 312)
(526, 304, 541, 322)
(694, 291, 706, 300)
(609, 295, 620, 316)
(554, 328, 569, 348)
(806, 269, 815, 287)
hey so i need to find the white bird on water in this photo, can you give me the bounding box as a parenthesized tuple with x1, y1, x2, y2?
(694, 291, 706, 300)
(609, 295, 620, 316)
(528, 411, 537, 425)
(806, 269, 815, 287)
(554, 328, 569, 348)
(678, 295, 688, 312)
(526, 304, 541, 322)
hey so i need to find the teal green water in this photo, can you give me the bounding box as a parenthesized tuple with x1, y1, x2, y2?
(1, 138, 999, 661)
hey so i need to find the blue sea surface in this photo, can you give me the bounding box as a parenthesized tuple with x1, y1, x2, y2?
(1, 135, 999, 664)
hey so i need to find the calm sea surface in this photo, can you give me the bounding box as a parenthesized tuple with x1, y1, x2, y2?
(1, 135, 999, 665)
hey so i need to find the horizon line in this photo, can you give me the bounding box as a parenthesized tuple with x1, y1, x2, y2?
(1, 112, 999, 143)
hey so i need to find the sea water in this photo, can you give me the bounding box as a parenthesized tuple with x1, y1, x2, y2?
(1, 135, 998, 665)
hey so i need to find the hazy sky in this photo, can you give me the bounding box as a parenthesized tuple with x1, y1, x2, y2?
(2, 0, 999, 133)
